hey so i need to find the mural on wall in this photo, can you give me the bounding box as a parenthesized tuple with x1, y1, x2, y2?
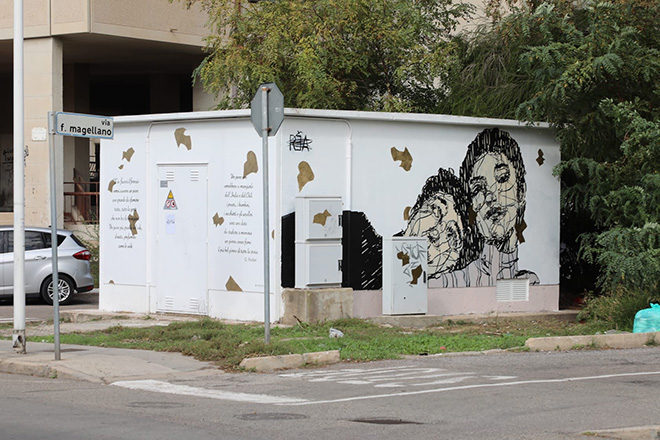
(402, 168, 480, 283)
(402, 128, 539, 287)
(280, 127, 540, 291)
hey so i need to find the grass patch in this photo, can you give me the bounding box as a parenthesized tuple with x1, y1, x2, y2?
(28, 317, 613, 371)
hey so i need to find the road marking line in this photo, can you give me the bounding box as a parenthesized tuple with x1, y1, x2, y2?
(280, 365, 415, 380)
(111, 380, 309, 405)
(279, 370, 660, 406)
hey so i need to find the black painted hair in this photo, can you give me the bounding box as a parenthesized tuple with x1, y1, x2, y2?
(407, 168, 481, 272)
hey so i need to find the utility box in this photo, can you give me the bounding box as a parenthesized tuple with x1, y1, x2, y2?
(99, 108, 560, 322)
(382, 237, 428, 315)
(295, 196, 343, 288)
(295, 196, 343, 241)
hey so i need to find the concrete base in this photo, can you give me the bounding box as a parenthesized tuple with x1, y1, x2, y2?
(526, 331, 660, 351)
(281, 288, 353, 325)
(371, 310, 580, 329)
(239, 350, 341, 372)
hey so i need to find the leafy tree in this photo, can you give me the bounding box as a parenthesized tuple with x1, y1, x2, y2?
(175, 0, 473, 111)
(445, 0, 660, 304)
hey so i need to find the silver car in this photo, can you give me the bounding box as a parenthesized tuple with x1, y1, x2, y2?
(0, 226, 94, 305)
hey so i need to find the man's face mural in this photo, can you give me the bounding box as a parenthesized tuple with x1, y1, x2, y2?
(405, 188, 463, 275)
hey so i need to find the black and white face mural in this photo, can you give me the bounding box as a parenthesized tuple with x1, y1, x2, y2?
(460, 128, 526, 254)
(403, 168, 474, 277)
(281, 127, 538, 290)
(403, 128, 538, 287)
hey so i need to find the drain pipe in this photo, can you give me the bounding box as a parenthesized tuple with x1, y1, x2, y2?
(144, 123, 154, 312)
(343, 120, 353, 211)
(342, 120, 353, 288)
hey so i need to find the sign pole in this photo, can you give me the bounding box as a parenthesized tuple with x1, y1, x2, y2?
(48, 111, 113, 360)
(250, 83, 283, 345)
(261, 86, 271, 344)
(47, 112, 61, 360)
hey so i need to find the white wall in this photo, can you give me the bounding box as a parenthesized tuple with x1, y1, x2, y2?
(100, 110, 560, 320)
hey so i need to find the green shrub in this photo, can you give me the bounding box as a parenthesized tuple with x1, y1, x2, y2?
(578, 288, 659, 331)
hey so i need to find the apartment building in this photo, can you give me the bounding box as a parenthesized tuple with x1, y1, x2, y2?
(0, 0, 214, 227)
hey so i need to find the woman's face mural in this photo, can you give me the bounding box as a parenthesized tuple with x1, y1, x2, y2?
(405, 191, 463, 275)
(468, 151, 520, 250)
(461, 128, 526, 254)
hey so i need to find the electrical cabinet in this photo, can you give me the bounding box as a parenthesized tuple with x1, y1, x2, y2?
(295, 196, 343, 288)
(295, 197, 343, 241)
(382, 237, 428, 315)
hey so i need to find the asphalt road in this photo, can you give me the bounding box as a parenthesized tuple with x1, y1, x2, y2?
(1, 347, 659, 439)
(0, 291, 98, 322)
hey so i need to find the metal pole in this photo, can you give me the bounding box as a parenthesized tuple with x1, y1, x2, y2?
(48, 115, 61, 360)
(12, 0, 26, 354)
(261, 86, 270, 344)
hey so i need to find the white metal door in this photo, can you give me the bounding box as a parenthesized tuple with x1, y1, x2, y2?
(157, 165, 208, 314)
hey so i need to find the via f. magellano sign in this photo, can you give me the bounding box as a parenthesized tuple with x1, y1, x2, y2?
(53, 112, 114, 139)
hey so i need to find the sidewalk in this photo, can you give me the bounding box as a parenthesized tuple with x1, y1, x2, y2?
(0, 310, 223, 384)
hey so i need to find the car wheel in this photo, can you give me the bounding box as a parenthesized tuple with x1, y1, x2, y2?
(41, 274, 75, 306)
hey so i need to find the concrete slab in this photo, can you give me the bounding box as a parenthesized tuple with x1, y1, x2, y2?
(281, 288, 353, 325)
(526, 331, 660, 351)
(239, 350, 341, 372)
(371, 310, 580, 328)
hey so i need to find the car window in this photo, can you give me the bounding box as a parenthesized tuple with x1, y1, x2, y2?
(44, 233, 67, 248)
(69, 234, 86, 248)
(5, 231, 61, 252)
(0, 231, 8, 254)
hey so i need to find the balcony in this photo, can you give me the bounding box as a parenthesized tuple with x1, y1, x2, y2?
(64, 177, 99, 224)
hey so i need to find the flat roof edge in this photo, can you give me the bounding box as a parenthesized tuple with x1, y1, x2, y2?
(111, 108, 550, 129)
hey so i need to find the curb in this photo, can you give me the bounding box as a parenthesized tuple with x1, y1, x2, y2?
(526, 331, 660, 351)
(0, 357, 104, 383)
(0, 358, 57, 379)
(584, 425, 660, 439)
(239, 350, 341, 372)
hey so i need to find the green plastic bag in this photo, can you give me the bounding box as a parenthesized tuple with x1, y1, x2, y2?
(633, 303, 660, 333)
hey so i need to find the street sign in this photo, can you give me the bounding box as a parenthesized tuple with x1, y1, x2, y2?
(54, 112, 114, 139)
(250, 83, 284, 137)
(249, 83, 285, 345)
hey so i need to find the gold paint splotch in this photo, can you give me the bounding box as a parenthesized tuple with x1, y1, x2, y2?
(468, 205, 477, 226)
(213, 213, 224, 226)
(108, 179, 117, 192)
(403, 206, 411, 221)
(128, 210, 140, 235)
(119, 164, 124, 170)
(272, 230, 275, 239)
(108, 280, 115, 284)
(122, 147, 135, 162)
(313, 210, 332, 227)
(225, 276, 243, 292)
(411, 266, 424, 285)
(391, 147, 412, 171)
(297, 161, 315, 191)
(243, 151, 258, 178)
(397, 251, 410, 266)
(174, 128, 192, 151)
(536, 149, 545, 166)
(515, 219, 527, 244)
